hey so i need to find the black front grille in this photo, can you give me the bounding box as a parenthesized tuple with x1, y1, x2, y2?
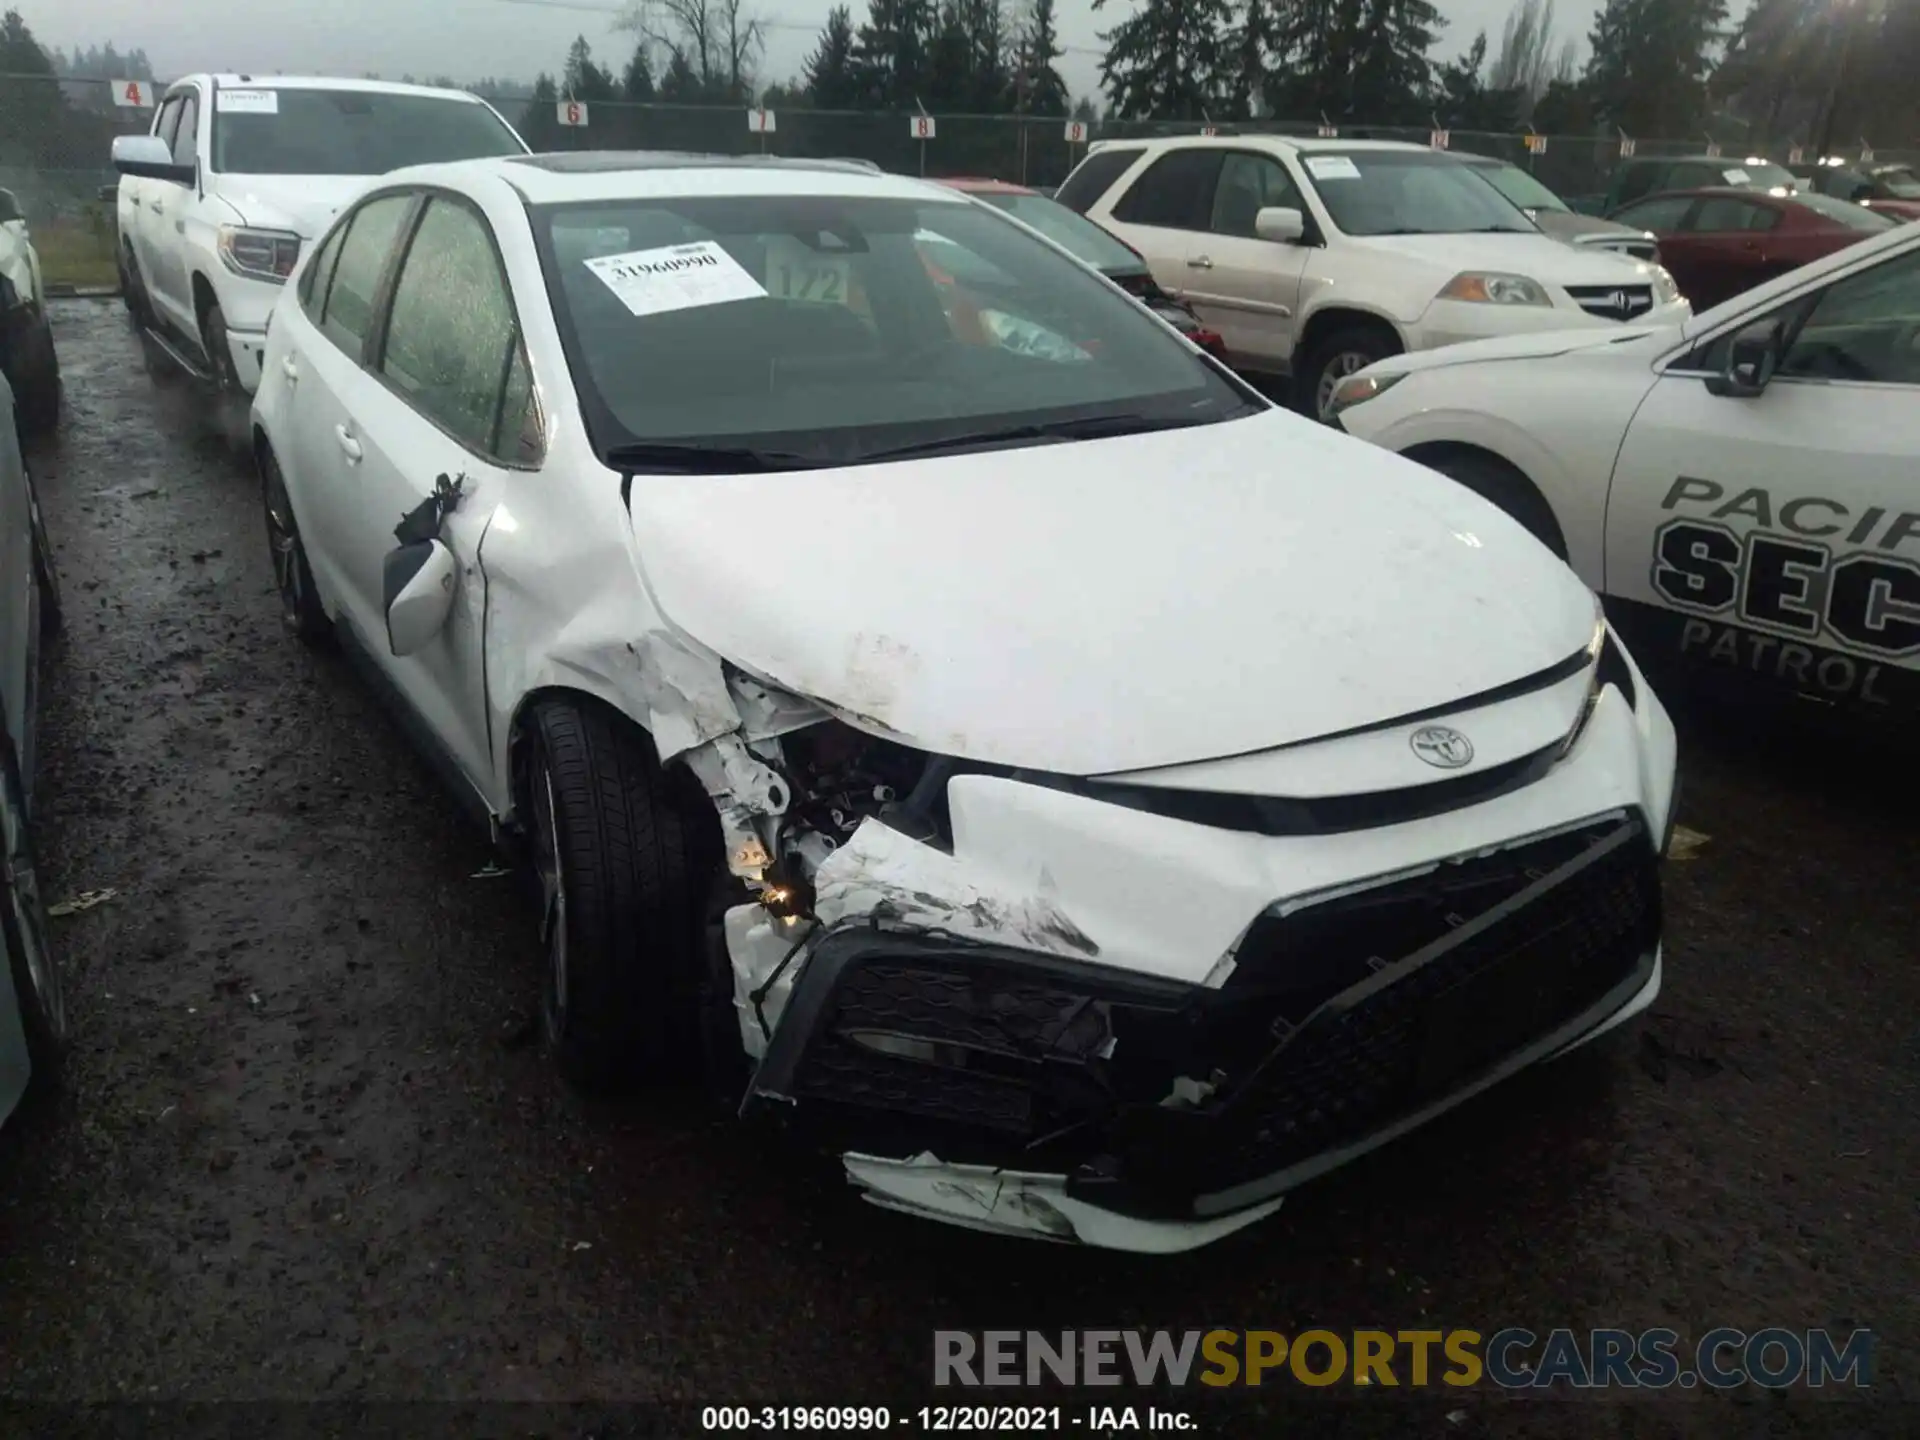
(755, 816, 1660, 1213)
(1565, 284, 1657, 321)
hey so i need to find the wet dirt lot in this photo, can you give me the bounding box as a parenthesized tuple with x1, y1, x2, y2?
(1, 299, 1916, 1436)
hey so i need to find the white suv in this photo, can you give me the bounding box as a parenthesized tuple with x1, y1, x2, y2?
(1056, 135, 1691, 420)
(110, 75, 527, 394)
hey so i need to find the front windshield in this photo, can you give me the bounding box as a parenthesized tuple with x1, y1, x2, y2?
(535, 193, 1251, 466)
(211, 88, 525, 175)
(971, 191, 1146, 274)
(1299, 151, 1535, 236)
(1872, 167, 1920, 199)
(1475, 162, 1569, 213)
(1793, 192, 1899, 232)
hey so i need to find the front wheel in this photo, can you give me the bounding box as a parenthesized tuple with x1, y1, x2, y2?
(522, 698, 713, 1092)
(1297, 325, 1401, 424)
(1, 724, 66, 1100)
(201, 300, 240, 393)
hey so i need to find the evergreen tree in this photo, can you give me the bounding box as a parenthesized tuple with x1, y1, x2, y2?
(1095, 0, 1232, 120)
(522, 73, 562, 150)
(960, 0, 1009, 112)
(563, 35, 618, 102)
(1349, 0, 1445, 121)
(853, 0, 939, 108)
(805, 6, 863, 108)
(1013, 0, 1069, 116)
(1226, 0, 1277, 119)
(926, 2, 974, 109)
(660, 48, 705, 101)
(0, 10, 63, 166)
(622, 43, 656, 102)
(1583, 0, 1728, 137)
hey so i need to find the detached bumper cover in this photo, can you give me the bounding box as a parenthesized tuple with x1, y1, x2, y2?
(748, 813, 1661, 1242)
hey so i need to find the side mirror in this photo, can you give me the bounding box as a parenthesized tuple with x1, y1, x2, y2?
(1704, 317, 1785, 398)
(1254, 206, 1307, 243)
(383, 539, 458, 657)
(0, 189, 21, 225)
(111, 133, 196, 185)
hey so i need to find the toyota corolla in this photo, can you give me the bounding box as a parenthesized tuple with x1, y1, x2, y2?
(250, 151, 1679, 1251)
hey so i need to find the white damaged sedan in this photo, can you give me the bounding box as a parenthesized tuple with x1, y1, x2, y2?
(251, 152, 1679, 1252)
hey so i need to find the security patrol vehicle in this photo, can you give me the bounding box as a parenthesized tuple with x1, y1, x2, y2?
(1334, 220, 1920, 721)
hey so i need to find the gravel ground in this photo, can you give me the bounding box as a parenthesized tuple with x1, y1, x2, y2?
(1, 299, 1916, 1437)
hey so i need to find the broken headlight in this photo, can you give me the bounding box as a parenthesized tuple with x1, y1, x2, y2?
(1559, 609, 1638, 760)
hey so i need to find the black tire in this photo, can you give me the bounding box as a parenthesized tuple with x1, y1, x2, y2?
(1297, 323, 1402, 424)
(259, 446, 331, 645)
(13, 313, 60, 438)
(201, 299, 240, 393)
(522, 697, 712, 1092)
(1, 722, 66, 1100)
(1424, 449, 1569, 558)
(25, 467, 60, 636)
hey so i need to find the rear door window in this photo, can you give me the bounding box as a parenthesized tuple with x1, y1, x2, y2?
(1111, 150, 1225, 231)
(1055, 148, 1144, 214)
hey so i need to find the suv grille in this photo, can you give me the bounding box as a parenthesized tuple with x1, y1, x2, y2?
(1566, 284, 1656, 321)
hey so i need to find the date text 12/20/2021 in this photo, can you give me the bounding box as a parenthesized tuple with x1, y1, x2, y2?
(701, 1407, 1199, 1432)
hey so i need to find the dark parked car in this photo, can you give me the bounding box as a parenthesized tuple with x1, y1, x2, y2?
(0, 369, 66, 1124)
(1574, 154, 1800, 217)
(1604, 186, 1895, 310)
(933, 177, 1229, 361)
(1788, 160, 1920, 223)
(1452, 153, 1660, 261)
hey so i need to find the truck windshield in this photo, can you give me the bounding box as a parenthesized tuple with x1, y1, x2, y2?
(211, 88, 525, 175)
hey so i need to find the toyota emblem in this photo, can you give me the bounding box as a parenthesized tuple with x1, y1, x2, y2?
(1410, 725, 1475, 769)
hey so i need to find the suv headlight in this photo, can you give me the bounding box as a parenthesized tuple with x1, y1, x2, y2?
(1328, 370, 1405, 417)
(217, 226, 302, 283)
(1650, 266, 1681, 305)
(1439, 272, 1552, 306)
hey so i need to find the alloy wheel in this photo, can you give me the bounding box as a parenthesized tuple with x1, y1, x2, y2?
(1316, 351, 1373, 422)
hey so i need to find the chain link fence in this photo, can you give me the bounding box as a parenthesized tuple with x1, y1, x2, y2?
(5, 71, 1916, 288)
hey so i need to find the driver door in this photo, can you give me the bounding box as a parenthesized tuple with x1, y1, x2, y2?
(1185, 150, 1312, 368)
(1602, 242, 1920, 713)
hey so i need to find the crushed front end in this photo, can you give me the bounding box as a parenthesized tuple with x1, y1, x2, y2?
(667, 630, 1676, 1251)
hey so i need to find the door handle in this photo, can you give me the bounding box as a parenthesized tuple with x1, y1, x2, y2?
(174, 220, 185, 234)
(147, 199, 163, 213)
(1187, 255, 1215, 269)
(334, 424, 363, 463)
(281, 354, 299, 384)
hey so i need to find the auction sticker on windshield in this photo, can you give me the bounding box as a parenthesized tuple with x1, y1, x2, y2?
(584, 240, 767, 318)
(762, 235, 851, 305)
(1306, 156, 1362, 182)
(216, 89, 279, 114)
(1723, 169, 1751, 184)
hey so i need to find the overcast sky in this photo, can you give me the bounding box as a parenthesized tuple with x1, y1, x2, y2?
(27, 0, 1615, 105)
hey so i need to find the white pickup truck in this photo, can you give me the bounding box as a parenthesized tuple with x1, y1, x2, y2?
(111, 75, 527, 393)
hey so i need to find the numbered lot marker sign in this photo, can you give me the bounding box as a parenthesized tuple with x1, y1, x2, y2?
(112, 79, 151, 108)
(1524, 134, 1548, 154)
(1620, 137, 1637, 158)
(1064, 120, 1087, 144)
(909, 115, 936, 140)
(1429, 129, 1450, 149)
(748, 109, 776, 134)
(558, 100, 589, 127)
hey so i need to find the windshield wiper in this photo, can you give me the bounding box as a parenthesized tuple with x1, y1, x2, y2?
(603, 441, 820, 474)
(856, 412, 1214, 463)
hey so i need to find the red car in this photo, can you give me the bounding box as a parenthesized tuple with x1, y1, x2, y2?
(1606, 186, 1898, 311)
(932, 177, 1229, 360)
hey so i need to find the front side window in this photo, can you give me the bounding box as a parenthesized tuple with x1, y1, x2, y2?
(1690, 198, 1777, 233)
(318, 194, 414, 357)
(1779, 248, 1920, 386)
(1112, 151, 1224, 230)
(535, 192, 1254, 469)
(1300, 150, 1533, 236)
(152, 96, 183, 153)
(1871, 167, 1920, 200)
(379, 197, 533, 459)
(1055, 148, 1144, 214)
(1210, 153, 1306, 238)
(170, 93, 199, 167)
(211, 89, 523, 176)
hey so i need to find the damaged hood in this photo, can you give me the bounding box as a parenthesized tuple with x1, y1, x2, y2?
(216, 174, 365, 239)
(624, 411, 1598, 775)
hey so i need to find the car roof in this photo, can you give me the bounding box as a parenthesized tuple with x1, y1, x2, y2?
(933, 176, 1033, 195)
(173, 74, 493, 102)
(384, 151, 956, 205)
(1090, 134, 1433, 158)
